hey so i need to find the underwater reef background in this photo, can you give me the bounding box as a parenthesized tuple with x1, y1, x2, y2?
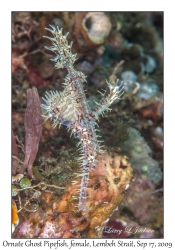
(12, 11, 163, 238)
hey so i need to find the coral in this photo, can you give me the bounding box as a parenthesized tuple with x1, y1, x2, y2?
(82, 12, 112, 45)
(143, 55, 156, 73)
(139, 96, 163, 121)
(121, 44, 142, 60)
(12, 12, 39, 42)
(116, 127, 162, 184)
(19, 87, 43, 178)
(138, 82, 159, 100)
(121, 70, 137, 82)
(13, 149, 133, 238)
(73, 12, 88, 46)
(41, 25, 124, 211)
(120, 41, 157, 77)
(142, 158, 162, 184)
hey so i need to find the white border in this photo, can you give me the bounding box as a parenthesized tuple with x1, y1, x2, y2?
(1, 0, 175, 248)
